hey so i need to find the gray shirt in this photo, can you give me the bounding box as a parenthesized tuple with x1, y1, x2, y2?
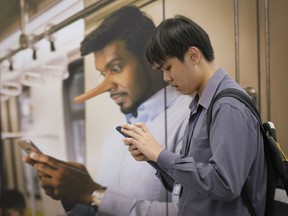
(157, 68, 267, 216)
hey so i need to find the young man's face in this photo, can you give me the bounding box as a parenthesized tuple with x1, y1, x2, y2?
(158, 56, 198, 95)
(157, 48, 205, 96)
(94, 40, 151, 114)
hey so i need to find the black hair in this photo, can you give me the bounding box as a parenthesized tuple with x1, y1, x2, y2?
(81, 5, 156, 60)
(145, 15, 214, 66)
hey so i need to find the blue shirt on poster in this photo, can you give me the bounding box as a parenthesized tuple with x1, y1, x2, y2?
(67, 85, 192, 216)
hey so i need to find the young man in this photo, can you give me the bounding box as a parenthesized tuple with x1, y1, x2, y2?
(122, 15, 267, 215)
(24, 6, 191, 216)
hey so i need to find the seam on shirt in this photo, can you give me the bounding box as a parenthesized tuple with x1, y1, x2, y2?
(213, 99, 258, 134)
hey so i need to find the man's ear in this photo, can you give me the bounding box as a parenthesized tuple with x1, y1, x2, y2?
(187, 46, 200, 63)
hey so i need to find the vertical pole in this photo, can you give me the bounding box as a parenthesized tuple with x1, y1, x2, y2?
(256, 0, 262, 113)
(20, 0, 29, 34)
(162, 2, 168, 216)
(234, 0, 240, 83)
(0, 124, 4, 216)
(264, 0, 271, 120)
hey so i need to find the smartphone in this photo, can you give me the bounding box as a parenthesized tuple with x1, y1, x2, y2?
(17, 139, 42, 154)
(116, 126, 131, 138)
(17, 139, 89, 175)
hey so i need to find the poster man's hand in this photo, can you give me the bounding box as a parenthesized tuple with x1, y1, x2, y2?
(27, 152, 102, 205)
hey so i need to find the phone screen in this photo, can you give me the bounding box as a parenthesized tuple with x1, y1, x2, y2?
(17, 139, 42, 154)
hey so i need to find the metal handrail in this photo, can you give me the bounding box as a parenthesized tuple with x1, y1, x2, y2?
(0, 0, 114, 63)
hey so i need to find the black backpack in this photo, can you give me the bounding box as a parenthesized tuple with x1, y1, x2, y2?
(207, 88, 288, 216)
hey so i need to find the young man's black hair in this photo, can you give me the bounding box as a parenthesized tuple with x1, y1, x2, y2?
(145, 15, 214, 67)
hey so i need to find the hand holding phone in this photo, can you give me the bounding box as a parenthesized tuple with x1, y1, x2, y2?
(17, 139, 42, 154)
(18, 139, 89, 175)
(116, 126, 131, 138)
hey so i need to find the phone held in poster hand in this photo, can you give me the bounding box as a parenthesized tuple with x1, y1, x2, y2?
(116, 126, 131, 138)
(17, 139, 88, 175)
(17, 139, 42, 154)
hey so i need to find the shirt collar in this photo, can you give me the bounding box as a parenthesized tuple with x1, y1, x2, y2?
(125, 85, 182, 123)
(189, 68, 227, 113)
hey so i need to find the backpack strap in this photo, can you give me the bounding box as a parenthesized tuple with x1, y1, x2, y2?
(241, 184, 257, 216)
(207, 88, 261, 136)
(207, 88, 259, 216)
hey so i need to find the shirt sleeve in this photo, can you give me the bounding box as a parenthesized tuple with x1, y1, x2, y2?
(157, 102, 259, 201)
(147, 161, 175, 192)
(98, 188, 178, 216)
